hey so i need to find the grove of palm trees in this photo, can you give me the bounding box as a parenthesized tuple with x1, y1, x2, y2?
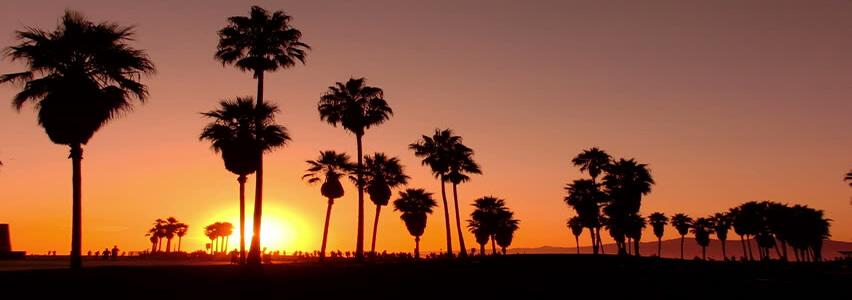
(0, 4, 848, 298)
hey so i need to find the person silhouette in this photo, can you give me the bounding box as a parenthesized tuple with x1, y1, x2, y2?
(111, 245, 119, 260)
(102, 248, 110, 260)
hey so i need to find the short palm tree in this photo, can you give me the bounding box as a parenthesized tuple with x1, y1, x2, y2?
(567, 216, 584, 254)
(467, 219, 490, 256)
(201, 97, 289, 263)
(175, 223, 189, 252)
(469, 196, 510, 255)
(495, 211, 520, 255)
(670, 213, 693, 259)
(624, 214, 646, 256)
(564, 179, 605, 254)
(409, 129, 463, 257)
(691, 217, 714, 260)
(0, 10, 155, 270)
(318, 77, 392, 260)
(302, 150, 354, 263)
(444, 141, 481, 258)
(216, 5, 309, 265)
(710, 212, 732, 260)
(393, 188, 437, 259)
(648, 212, 668, 257)
(362, 153, 409, 256)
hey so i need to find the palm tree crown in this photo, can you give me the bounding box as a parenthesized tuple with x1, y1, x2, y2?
(215, 5, 309, 76)
(302, 150, 355, 199)
(318, 77, 392, 137)
(571, 147, 612, 182)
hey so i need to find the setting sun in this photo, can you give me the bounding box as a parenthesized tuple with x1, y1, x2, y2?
(220, 206, 307, 253)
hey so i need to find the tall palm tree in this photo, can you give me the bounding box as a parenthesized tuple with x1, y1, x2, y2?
(648, 212, 668, 257)
(200, 97, 264, 265)
(318, 77, 392, 260)
(729, 207, 748, 260)
(571, 147, 611, 251)
(205, 223, 219, 254)
(0, 10, 155, 270)
(362, 153, 409, 256)
(409, 129, 463, 257)
(602, 158, 654, 217)
(495, 211, 520, 255)
(567, 216, 583, 254)
(393, 188, 437, 259)
(216, 5, 309, 265)
(670, 213, 693, 260)
(732, 201, 764, 261)
(220, 222, 235, 252)
(469, 196, 510, 255)
(691, 217, 714, 260)
(163, 217, 183, 253)
(710, 212, 732, 260)
(302, 150, 354, 263)
(444, 141, 481, 258)
(564, 179, 605, 254)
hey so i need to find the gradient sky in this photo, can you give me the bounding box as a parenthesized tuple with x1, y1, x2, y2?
(0, 0, 850, 256)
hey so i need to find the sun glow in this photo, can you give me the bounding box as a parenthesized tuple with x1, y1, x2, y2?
(221, 207, 306, 253)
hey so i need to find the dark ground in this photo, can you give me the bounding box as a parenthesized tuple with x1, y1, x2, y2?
(0, 254, 849, 299)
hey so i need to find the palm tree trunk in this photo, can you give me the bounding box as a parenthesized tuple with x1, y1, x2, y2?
(780, 240, 788, 261)
(721, 239, 727, 260)
(248, 71, 265, 266)
(355, 134, 365, 261)
(414, 236, 420, 259)
(657, 237, 662, 257)
(702, 246, 706, 260)
(320, 197, 334, 263)
(225, 236, 229, 253)
(166, 238, 172, 253)
(480, 243, 486, 257)
(491, 234, 497, 255)
(370, 205, 382, 257)
(439, 176, 453, 258)
(451, 183, 467, 257)
(238, 175, 247, 265)
(575, 235, 580, 254)
(588, 227, 597, 255)
(680, 235, 685, 259)
(596, 227, 605, 254)
(70, 143, 83, 270)
(746, 235, 754, 261)
(178, 236, 182, 252)
(634, 239, 640, 257)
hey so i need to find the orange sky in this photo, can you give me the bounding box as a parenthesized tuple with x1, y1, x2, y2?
(0, 0, 850, 255)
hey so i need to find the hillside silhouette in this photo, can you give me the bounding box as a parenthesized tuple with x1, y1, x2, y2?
(508, 238, 852, 260)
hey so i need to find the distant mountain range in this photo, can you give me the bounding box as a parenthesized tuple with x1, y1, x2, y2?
(505, 238, 852, 260)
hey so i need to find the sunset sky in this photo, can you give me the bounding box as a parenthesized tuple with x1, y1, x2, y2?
(0, 0, 850, 256)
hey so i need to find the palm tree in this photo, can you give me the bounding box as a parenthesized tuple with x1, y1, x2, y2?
(467, 219, 490, 256)
(691, 217, 714, 260)
(163, 217, 183, 253)
(0, 10, 155, 270)
(648, 212, 668, 257)
(571, 147, 611, 251)
(567, 216, 583, 254)
(409, 129, 463, 257)
(302, 150, 354, 263)
(393, 189, 437, 259)
(732, 201, 764, 261)
(200, 97, 264, 265)
(495, 211, 520, 255)
(216, 5, 309, 265)
(318, 77, 392, 260)
(175, 223, 189, 252)
(444, 141, 481, 258)
(220, 222, 235, 252)
(670, 213, 693, 259)
(469, 196, 510, 255)
(563, 179, 605, 254)
(710, 212, 732, 260)
(362, 153, 409, 257)
(624, 214, 646, 256)
(602, 158, 654, 217)
(205, 222, 222, 254)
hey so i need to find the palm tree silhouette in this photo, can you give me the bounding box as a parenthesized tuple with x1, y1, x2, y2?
(302, 150, 354, 263)
(318, 77, 392, 260)
(670, 213, 693, 259)
(732, 201, 764, 261)
(691, 217, 714, 260)
(564, 179, 605, 254)
(467, 219, 490, 256)
(162, 217, 184, 253)
(216, 5, 309, 266)
(409, 129, 462, 257)
(0, 10, 155, 270)
(200, 97, 263, 264)
(205, 222, 223, 254)
(709, 212, 732, 260)
(648, 212, 668, 257)
(469, 196, 511, 255)
(175, 223, 189, 252)
(571, 148, 612, 251)
(146, 220, 166, 252)
(220, 222, 234, 251)
(602, 158, 654, 255)
(567, 216, 583, 254)
(393, 188, 437, 259)
(624, 214, 646, 256)
(495, 211, 520, 255)
(362, 153, 409, 257)
(201, 97, 289, 263)
(444, 139, 481, 258)
(787, 204, 831, 262)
